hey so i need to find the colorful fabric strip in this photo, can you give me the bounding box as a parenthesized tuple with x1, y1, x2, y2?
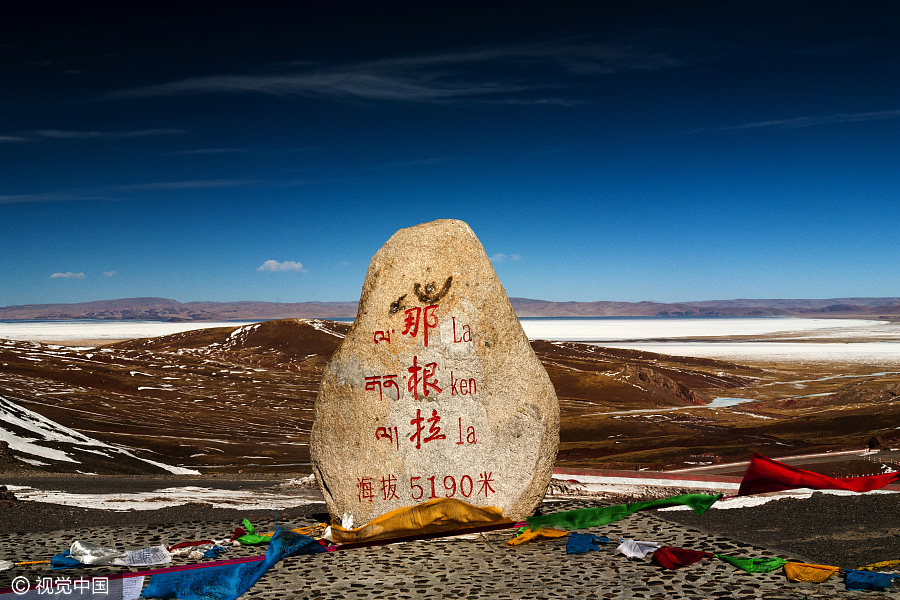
(565, 533, 611, 554)
(783, 561, 840, 583)
(738, 453, 899, 496)
(845, 569, 900, 591)
(652, 547, 713, 570)
(142, 529, 325, 600)
(527, 493, 722, 531)
(715, 554, 787, 573)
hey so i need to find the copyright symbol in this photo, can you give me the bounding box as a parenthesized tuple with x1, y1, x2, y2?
(11, 576, 30, 595)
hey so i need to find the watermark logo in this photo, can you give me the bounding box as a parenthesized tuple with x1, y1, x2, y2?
(8, 575, 109, 595)
(11, 576, 29, 595)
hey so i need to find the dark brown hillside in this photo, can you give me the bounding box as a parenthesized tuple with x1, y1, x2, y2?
(1, 318, 898, 474)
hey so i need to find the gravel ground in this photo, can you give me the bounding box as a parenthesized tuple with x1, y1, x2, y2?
(3, 480, 899, 568)
(658, 490, 900, 568)
(3, 475, 900, 599)
(3, 495, 899, 600)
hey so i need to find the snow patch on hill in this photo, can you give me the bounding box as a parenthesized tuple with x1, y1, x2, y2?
(0, 395, 199, 474)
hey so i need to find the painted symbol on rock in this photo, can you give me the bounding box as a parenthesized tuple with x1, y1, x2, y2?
(365, 375, 400, 401)
(389, 294, 407, 316)
(357, 477, 375, 503)
(381, 474, 399, 501)
(452, 316, 472, 343)
(356, 472, 497, 503)
(414, 276, 452, 303)
(401, 305, 438, 347)
(406, 355, 441, 400)
(409, 408, 446, 449)
(456, 417, 477, 445)
(375, 425, 400, 450)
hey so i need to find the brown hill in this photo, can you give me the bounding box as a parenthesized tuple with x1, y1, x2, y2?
(2, 296, 900, 320)
(1, 318, 898, 474)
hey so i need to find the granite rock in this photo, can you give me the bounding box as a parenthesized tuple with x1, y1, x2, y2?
(310, 219, 559, 524)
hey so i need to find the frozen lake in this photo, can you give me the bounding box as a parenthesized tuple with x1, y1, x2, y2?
(0, 319, 260, 343)
(1, 316, 899, 363)
(518, 317, 900, 364)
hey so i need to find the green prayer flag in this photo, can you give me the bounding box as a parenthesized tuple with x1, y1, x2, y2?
(716, 554, 788, 573)
(237, 518, 273, 545)
(526, 493, 722, 531)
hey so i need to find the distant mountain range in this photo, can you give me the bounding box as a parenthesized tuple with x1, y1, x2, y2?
(2, 296, 899, 321)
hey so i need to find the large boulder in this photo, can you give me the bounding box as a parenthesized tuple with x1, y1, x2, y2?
(310, 219, 559, 523)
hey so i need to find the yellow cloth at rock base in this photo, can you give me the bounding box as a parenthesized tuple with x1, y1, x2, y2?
(858, 559, 900, 572)
(506, 527, 569, 546)
(329, 498, 512, 544)
(264, 524, 327, 538)
(783, 561, 841, 583)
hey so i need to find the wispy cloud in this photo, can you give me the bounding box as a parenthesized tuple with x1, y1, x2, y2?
(164, 147, 249, 156)
(715, 110, 900, 131)
(112, 179, 253, 191)
(490, 253, 522, 263)
(0, 128, 184, 143)
(0, 192, 113, 204)
(257, 260, 305, 273)
(108, 40, 680, 105)
(0, 176, 322, 205)
(50, 272, 85, 279)
(103, 271, 116, 277)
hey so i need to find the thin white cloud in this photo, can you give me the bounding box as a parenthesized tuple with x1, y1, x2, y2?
(0, 177, 322, 205)
(490, 253, 522, 263)
(257, 260, 305, 273)
(165, 147, 249, 156)
(0, 193, 72, 204)
(0, 128, 184, 143)
(108, 40, 680, 105)
(112, 179, 252, 191)
(716, 110, 900, 131)
(103, 271, 116, 277)
(50, 272, 85, 279)
(0, 192, 118, 204)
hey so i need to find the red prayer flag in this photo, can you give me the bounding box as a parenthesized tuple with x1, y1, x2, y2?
(652, 546, 713, 570)
(737, 453, 899, 496)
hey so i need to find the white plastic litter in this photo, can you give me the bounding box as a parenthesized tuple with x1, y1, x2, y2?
(69, 541, 171, 567)
(616, 538, 662, 559)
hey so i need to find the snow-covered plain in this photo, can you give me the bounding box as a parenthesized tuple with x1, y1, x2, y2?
(0, 320, 259, 342)
(2, 316, 899, 363)
(519, 317, 900, 364)
(519, 317, 882, 341)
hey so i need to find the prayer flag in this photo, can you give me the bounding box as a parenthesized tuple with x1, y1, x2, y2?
(143, 529, 325, 600)
(236, 519, 272, 545)
(845, 569, 900, 591)
(616, 539, 661, 559)
(783, 561, 840, 583)
(652, 547, 713, 570)
(506, 527, 569, 546)
(738, 453, 899, 496)
(858, 559, 900, 571)
(526, 493, 721, 531)
(715, 554, 787, 573)
(565, 533, 611, 554)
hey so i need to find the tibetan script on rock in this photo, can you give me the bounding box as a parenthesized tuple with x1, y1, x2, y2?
(310, 219, 559, 523)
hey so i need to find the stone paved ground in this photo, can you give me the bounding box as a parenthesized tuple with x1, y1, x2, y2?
(1, 500, 896, 599)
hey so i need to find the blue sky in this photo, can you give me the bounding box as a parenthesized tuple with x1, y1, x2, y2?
(2, 1, 899, 306)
